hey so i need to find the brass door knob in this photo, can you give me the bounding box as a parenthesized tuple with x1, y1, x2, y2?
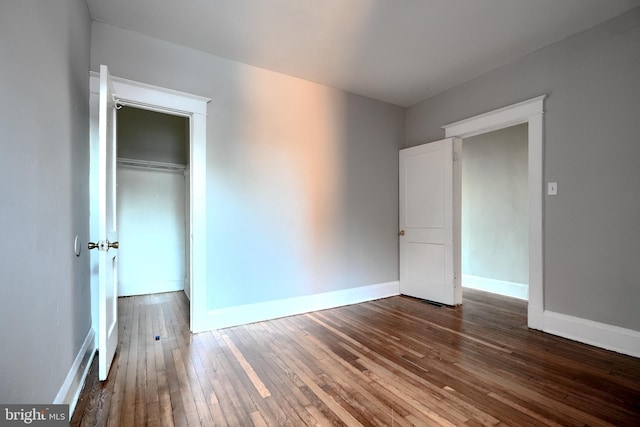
(88, 242, 99, 250)
(108, 241, 119, 249)
(399, 230, 405, 236)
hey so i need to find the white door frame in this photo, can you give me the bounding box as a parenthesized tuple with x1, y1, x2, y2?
(443, 95, 545, 330)
(90, 72, 210, 333)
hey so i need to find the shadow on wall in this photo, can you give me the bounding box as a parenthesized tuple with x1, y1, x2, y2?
(205, 2, 402, 309)
(208, 73, 349, 308)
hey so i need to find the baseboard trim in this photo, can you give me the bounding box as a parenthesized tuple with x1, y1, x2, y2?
(543, 310, 640, 358)
(462, 274, 528, 300)
(119, 279, 185, 297)
(54, 328, 96, 416)
(184, 279, 191, 301)
(204, 281, 400, 330)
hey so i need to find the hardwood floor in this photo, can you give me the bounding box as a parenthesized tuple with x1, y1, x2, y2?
(71, 290, 640, 426)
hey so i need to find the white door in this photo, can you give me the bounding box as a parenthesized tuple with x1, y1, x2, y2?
(92, 64, 119, 381)
(399, 138, 459, 305)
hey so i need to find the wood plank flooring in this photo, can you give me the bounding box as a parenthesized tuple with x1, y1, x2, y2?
(71, 290, 640, 426)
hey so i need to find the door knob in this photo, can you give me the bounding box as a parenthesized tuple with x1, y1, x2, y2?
(87, 240, 119, 251)
(399, 230, 405, 236)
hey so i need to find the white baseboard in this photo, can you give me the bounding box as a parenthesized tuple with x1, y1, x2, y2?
(204, 281, 400, 330)
(54, 328, 96, 417)
(184, 279, 191, 301)
(119, 279, 184, 297)
(542, 310, 640, 358)
(462, 274, 528, 300)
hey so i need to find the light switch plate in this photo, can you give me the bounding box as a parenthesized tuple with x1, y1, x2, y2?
(548, 182, 558, 196)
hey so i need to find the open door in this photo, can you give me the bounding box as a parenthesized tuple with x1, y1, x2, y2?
(399, 138, 459, 305)
(90, 64, 119, 381)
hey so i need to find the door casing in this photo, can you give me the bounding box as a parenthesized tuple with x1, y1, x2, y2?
(443, 95, 545, 330)
(90, 71, 210, 334)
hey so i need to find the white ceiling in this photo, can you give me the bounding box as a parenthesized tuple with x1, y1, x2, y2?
(87, 0, 640, 107)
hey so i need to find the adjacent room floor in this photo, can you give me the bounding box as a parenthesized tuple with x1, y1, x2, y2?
(72, 289, 640, 426)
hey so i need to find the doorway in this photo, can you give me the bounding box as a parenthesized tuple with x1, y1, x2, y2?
(116, 106, 190, 298)
(444, 95, 545, 329)
(89, 70, 210, 337)
(461, 124, 529, 301)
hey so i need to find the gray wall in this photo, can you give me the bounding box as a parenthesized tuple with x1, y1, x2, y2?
(462, 124, 528, 284)
(117, 166, 187, 296)
(118, 106, 189, 164)
(406, 8, 640, 331)
(0, 0, 91, 402)
(91, 22, 404, 310)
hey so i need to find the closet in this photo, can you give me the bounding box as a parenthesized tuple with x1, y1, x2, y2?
(116, 106, 190, 297)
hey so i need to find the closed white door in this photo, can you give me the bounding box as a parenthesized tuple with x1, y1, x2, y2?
(95, 64, 119, 381)
(399, 138, 459, 305)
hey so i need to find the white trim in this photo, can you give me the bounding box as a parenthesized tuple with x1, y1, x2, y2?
(89, 70, 210, 334)
(184, 285, 191, 301)
(189, 112, 208, 333)
(89, 72, 208, 115)
(54, 329, 96, 417)
(527, 112, 544, 329)
(543, 310, 640, 358)
(442, 95, 546, 330)
(462, 274, 528, 301)
(443, 96, 545, 139)
(203, 281, 400, 330)
(453, 137, 463, 304)
(119, 279, 185, 297)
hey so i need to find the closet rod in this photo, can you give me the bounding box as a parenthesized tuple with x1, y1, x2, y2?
(113, 96, 190, 117)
